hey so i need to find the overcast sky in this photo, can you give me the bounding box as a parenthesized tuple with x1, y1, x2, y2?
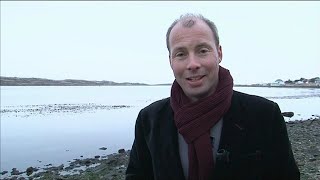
(1, 1, 319, 84)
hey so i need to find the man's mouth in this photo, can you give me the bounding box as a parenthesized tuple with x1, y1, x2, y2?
(186, 75, 205, 81)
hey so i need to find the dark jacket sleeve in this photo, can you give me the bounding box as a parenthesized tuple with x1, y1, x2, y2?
(271, 103, 300, 179)
(126, 110, 154, 180)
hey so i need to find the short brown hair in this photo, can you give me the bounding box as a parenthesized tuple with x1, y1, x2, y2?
(166, 13, 220, 53)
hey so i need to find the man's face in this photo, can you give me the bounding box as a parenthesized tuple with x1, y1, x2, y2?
(169, 19, 222, 102)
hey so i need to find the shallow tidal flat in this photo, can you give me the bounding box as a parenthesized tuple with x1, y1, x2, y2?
(1, 103, 131, 118)
(1, 118, 319, 180)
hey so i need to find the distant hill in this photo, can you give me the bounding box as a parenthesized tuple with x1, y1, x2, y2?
(0, 76, 149, 86)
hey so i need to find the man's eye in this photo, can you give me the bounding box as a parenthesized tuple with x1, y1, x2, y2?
(199, 48, 209, 54)
(175, 52, 185, 57)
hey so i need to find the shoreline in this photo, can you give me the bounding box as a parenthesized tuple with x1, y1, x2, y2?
(1, 118, 320, 180)
(1, 85, 320, 88)
(234, 85, 320, 89)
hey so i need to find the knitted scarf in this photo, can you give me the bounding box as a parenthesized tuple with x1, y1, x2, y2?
(170, 66, 233, 180)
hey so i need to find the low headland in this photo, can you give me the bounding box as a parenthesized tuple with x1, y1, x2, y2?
(1, 117, 319, 180)
(0, 76, 149, 86)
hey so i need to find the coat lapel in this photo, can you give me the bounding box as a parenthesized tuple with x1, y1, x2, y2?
(158, 103, 185, 179)
(213, 91, 248, 177)
(219, 91, 247, 151)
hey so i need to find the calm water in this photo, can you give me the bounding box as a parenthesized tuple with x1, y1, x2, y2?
(1, 86, 320, 173)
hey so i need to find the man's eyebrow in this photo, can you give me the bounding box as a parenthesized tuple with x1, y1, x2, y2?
(195, 42, 213, 49)
(172, 46, 186, 53)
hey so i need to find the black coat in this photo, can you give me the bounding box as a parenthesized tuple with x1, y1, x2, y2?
(126, 91, 300, 180)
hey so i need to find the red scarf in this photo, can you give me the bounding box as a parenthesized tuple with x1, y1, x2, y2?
(170, 66, 233, 180)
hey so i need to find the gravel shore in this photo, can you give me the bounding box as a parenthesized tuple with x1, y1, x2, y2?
(1, 118, 319, 180)
(287, 118, 320, 180)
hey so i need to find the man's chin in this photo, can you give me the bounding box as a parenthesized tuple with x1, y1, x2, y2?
(184, 89, 208, 102)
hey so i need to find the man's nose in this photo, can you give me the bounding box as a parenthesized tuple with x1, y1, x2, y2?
(187, 55, 200, 71)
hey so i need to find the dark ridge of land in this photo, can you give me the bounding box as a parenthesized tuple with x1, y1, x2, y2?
(152, 83, 172, 86)
(1, 76, 320, 88)
(0, 76, 149, 86)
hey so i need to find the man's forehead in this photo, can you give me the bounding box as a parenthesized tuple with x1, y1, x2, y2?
(172, 41, 213, 51)
(170, 20, 213, 42)
(170, 19, 210, 37)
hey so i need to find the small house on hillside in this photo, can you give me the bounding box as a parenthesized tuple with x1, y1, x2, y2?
(315, 77, 320, 85)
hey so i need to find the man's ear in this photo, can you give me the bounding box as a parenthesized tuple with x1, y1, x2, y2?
(218, 45, 223, 63)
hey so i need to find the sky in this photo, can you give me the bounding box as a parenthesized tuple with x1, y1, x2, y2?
(1, 1, 319, 85)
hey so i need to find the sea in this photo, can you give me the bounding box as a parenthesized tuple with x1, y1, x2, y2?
(1, 86, 320, 173)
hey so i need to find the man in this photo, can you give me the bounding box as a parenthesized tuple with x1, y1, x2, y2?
(126, 13, 300, 180)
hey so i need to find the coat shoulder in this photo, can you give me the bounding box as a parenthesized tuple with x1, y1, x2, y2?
(137, 97, 172, 127)
(233, 90, 276, 108)
(140, 97, 171, 114)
